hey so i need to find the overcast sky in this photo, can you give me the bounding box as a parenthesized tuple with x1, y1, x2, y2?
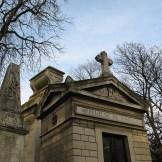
(21, 0, 162, 103)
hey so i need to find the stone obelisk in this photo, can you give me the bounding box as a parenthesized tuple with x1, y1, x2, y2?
(0, 63, 21, 112)
(0, 63, 26, 162)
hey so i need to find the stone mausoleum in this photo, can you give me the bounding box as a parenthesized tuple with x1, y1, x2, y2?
(0, 51, 152, 162)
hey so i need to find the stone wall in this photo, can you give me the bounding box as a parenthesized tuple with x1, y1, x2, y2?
(0, 130, 24, 162)
(23, 113, 41, 162)
(71, 119, 98, 162)
(132, 130, 152, 162)
(40, 106, 152, 162)
(65, 119, 151, 162)
(40, 120, 73, 162)
(40, 119, 98, 162)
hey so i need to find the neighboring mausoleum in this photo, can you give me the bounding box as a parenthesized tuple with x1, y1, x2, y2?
(0, 51, 152, 162)
(0, 64, 27, 162)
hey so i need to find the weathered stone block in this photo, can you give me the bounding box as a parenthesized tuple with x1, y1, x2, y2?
(134, 147, 150, 155)
(136, 154, 152, 161)
(82, 150, 89, 156)
(73, 156, 86, 162)
(89, 136, 96, 142)
(84, 128, 95, 136)
(89, 150, 97, 157)
(73, 140, 84, 149)
(133, 135, 148, 142)
(84, 142, 97, 150)
(73, 126, 84, 135)
(73, 134, 81, 140)
(81, 135, 88, 141)
(85, 157, 98, 162)
(73, 149, 82, 156)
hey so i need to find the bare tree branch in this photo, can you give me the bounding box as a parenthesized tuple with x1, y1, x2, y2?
(72, 60, 101, 80)
(0, 0, 67, 77)
(115, 42, 162, 158)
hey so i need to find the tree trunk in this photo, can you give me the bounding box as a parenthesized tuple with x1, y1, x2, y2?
(159, 145, 162, 158)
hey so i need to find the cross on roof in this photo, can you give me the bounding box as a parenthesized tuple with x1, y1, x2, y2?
(95, 51, 113, 76)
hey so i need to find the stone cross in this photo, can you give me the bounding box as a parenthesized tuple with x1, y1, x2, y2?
(95, 51, 113, 76)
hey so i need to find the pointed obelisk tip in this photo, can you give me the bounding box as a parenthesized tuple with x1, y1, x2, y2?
(0, 63, 21, 112)
(95, 51, 113, 77)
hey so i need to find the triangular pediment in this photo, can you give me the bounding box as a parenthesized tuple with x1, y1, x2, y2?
(82, 82, 142, 107)
(37, 76, 147, 117)
(87, 84, 133, 102)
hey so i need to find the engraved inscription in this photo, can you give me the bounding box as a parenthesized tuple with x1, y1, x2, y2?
(107, 88, 115, 97)
(7, 73, 18, 98)
(92, 86, 130, 102)
(93, 87, 118, 98)
(75, 106, 143, 126)
(0, 111, 23, 128)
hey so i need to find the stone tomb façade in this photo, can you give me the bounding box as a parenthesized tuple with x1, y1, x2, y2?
(0, 52, 152, 162)
(38, 77, 151, 162)
(21, 51, 152, 162)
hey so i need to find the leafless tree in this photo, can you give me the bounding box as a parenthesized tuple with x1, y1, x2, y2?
(72, 60, 101, 80)
(0, 0, 67, 76)
(115, 42, 162, 159)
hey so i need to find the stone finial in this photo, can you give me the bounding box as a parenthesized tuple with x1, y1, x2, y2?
(30, 66, 65, 93)
(0, 63, 21, 112)
(65, 75, 74, 83)
(95, 51, 113, 76)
